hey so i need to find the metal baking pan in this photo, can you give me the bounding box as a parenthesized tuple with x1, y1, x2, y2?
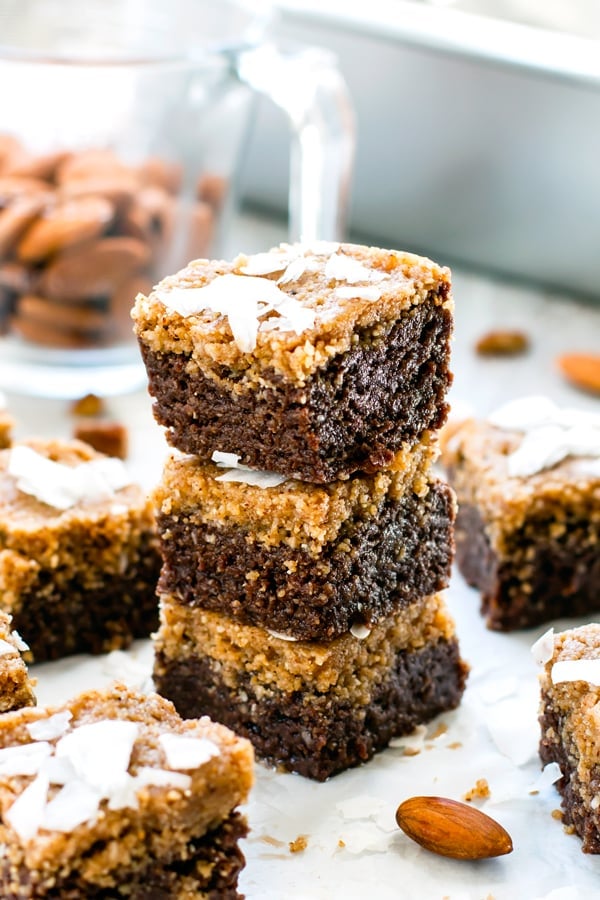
(241, 0, 600, 300)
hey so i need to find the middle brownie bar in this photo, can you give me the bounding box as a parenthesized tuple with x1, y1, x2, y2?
(155, 434, 455, 641)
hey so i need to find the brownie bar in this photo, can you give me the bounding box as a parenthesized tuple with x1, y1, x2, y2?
(134, 243, 453, 482)
(155, 439, 454, 640)
(0, 684, 253, 897)
(0, 440, 161, 661)
(154, 594, 468, 781)
(538, 624, 600, 853)
(442, 409, 600, 630)
(0, 610, 35, 713)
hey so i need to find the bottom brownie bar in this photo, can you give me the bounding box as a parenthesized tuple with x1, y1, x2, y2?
(539, 624, 600, 853)
(0, 684, 254, 898)
(154, 593, 468, 781)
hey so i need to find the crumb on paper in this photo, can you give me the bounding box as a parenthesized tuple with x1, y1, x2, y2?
(447, 741, 463, 750)
(338, 838, 345, 848)
(552, 809, 564, 821)
(403, 746, 421, 757)
(463, 778, 491, 802)
(259, 834, 286, 848)
(70, 393, 106, 417)
(475, 329, 530, 356)
(289, 835, 308, 853)
(429, 722, 448, 740)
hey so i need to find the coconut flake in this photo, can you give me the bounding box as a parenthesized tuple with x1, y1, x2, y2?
(0, 742, 53, 777)
(336, 795, 387, 821)
(215, 468, 287, 488)
(324, 253, 389, 284)
(531, 628, 555, 667)
(266, 629, 298, 642)
(0, 639, 17, 657)
(212, 451, 242, 468)
(334, 285, 383, 302)
(211, 450, 287, 488)
(55, 720, 139, 798)
(488, 396, 560, 431)
(11, 631, 29, 652)
(238, 252, 291, 276)
(6, 772, 49, 842)
(277, 257, 316, 285)
(135, 767, 192, 790)
(551, 659, 600, 686)
(350, 623, 372, 640)
(8, 446, 131, 510)
(488, 397, 600, 477)
(156, 274, 315, 352)
(27, 712, 72, 742)
(528, 762, 562, 794)
(388, 724, 427, 751)
(41, 780, 101, 832)
(159, 734, 219, 770)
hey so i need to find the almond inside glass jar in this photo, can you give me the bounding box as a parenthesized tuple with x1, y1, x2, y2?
(0, 136, 223, 349)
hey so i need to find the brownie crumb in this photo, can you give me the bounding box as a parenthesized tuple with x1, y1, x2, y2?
(74, 419, 128, 458)
(289, 835, 309, 853)
(463, 778, 491, 802)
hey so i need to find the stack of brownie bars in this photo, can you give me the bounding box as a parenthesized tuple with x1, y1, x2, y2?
(133, 241, 468, 780)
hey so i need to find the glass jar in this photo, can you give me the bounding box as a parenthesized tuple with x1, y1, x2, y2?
(0, 0, 353, 396)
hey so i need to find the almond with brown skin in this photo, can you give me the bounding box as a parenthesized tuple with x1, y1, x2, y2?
(395, 796, 513, 860)
(475, 329, 530, 356)
(557, 352, 600, 396)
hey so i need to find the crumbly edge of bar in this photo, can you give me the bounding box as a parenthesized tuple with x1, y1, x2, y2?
(4, 536, 160, 661)
(155, 432, 438, 551)
(454, 499, 600, 630)
(0, 811, 248, 899)
(0, 609, 36, 711)
(442, 419, 600, 548)
(0, 684, 254, 878)
(155, 636, 468, 781)
(158, 478, 454, 641)
(132, 243, 452, 386)
(154, 592, 457, 703)
(539, 628, 600, 852)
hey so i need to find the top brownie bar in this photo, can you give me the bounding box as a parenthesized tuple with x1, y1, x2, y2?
(133, 242, 453, 482)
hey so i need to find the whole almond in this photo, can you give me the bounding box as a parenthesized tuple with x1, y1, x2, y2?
(17, 196, 114, 263)
(0, 196, 46, 256)
(557, 352, 600, 396)
(41, 236, 150, 300)
(395, 796, 513, 860)
(475, 329, 530, 356)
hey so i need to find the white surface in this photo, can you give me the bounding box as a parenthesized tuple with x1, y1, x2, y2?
(4, 221, 600, 898)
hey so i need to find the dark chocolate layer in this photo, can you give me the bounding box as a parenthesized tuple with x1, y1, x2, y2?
(159, 480, 455, 641)
(140, 297, 452, 482)
(10, 535, 161, 662)
(539, 694, 600, 854)
(455, 503, 600, 631)
(155, 638, 468, 781)
(1, 812, 247, 899)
